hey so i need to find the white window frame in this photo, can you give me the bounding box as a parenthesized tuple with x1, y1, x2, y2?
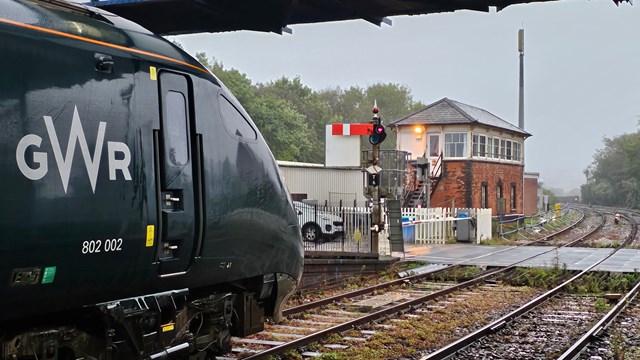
(506, 140, 512, 160)
(472, 134, 487, 158)
(492, 137, 500, 159)
(444, 132, 468, 158)
(513, 141, 521, 162)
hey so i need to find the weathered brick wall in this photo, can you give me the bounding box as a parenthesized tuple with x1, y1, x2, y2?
(430, 161, 470, 208)
(430, 160, 524, 215)
(523, 177, 539, 216)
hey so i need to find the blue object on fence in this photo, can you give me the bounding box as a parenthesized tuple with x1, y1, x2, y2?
(402, 216, 415, 243)
(457, 213, 468, 219)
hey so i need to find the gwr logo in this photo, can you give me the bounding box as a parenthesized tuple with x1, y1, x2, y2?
(16, 106, 132, 194)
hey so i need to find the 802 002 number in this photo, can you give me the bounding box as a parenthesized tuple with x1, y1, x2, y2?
(82, 238, 123, 254)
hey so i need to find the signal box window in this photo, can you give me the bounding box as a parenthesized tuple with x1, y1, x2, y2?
(472, 134, 486, 157)
(492, 137, 500, 159)
(511, 183, 517, 211)
(166, 91, 189, 166)
(444, 133, 467, 158)
(513, 142, 521, 162)
(220, 96, 257, 141)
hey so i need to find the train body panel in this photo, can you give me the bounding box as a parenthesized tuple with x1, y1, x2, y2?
(0, 1, 303, 358)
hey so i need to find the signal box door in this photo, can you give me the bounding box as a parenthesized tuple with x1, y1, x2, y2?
(156, 72, 198, 275)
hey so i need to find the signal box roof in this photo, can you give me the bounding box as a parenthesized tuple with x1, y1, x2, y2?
(389, 97, 532, 137)
(85, 0, 559, 35)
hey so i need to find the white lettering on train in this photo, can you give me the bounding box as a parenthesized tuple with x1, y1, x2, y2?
(16, 106, 132, 193)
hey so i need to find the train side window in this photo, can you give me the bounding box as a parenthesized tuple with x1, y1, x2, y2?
(219, 96, 257, 141)
(166, 90, 189, 166)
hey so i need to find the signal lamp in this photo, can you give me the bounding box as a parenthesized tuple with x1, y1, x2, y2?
(369, 125, 387, 145)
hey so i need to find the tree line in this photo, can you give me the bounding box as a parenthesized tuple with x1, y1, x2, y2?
(581, 131, 640, 208)
(195, 53, 426, 163)
(195, 51, 622, 207)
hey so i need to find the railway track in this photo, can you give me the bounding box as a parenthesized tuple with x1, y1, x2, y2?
(543, 208, 605, 246)
(564, 277, 640, 360)
(449, 293, 609, 359)
(420, 207, 638, 360)
(215, 206, 627, 359)
(230, 267, 554, 359)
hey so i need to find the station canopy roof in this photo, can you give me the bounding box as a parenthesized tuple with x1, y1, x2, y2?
(85, 0, 566, 35)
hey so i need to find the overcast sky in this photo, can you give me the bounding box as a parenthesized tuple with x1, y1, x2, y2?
(171, 0, 639, 193)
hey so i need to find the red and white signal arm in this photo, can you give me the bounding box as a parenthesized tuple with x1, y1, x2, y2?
(331, 123, 374, 136)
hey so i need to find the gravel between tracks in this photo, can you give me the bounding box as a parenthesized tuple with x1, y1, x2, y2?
(450, 293, 608, 360)
(579, 295, 640, 360)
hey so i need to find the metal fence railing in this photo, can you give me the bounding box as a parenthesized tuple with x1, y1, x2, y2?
(294, 201, 372, 253)
(497, 207, 568, 237)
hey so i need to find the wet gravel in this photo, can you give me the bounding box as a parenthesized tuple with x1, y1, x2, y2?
(580, 295, 640, 360)
(451, 294, 607, 360)
(624, 210, 640, 249)
(548, 210, 604, 246)
(580, 214, 629, 248)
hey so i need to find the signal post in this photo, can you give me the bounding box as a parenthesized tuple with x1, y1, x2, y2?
(330, 102, 387, 253)
(365, 102, 387, 253)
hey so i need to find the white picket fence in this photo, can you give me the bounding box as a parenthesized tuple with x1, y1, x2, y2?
(402, 207, 493, 244)
(378, 207, 492, 255)
(301, 204, 492, 254)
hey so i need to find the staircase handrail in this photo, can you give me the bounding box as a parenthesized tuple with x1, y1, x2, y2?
(432, 151, 443, 178)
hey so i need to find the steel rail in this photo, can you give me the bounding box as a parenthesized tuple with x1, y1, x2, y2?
(421, 256, 614, 359)
(557, 278, 640, 360)
(285, 209, 594, 318)
(238, 207, 609, 359)
(565, 208, 606, 246)
(287, 207, 600, 316)
(526, 207, 587, 245)
(420, 209, 637, 360)
(288, 206, 599, 317)
(244, 233, 607, 359)
(556, 210, 640, 360)
(282, 265, 455, 316)
(244, 265, 514, 360)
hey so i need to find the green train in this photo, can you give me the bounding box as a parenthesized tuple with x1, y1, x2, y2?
(0, 1, 304, 359)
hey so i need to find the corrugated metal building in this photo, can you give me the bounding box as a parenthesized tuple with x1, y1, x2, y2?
(277, 161, 368, 206)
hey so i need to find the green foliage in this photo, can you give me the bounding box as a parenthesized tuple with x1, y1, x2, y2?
(406, 261, 429, 269)
(594, 298, 608, 312)
(582, 132, 640, 208)
(611, 330, 626, 360)
(433, 266, 484, 282)
(317, 353, 341, 360)
(480, 238, 511, 246)
(193, 51, 425, 162)
(565, 273, 640, 294)
(507, 266, 568, 289)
